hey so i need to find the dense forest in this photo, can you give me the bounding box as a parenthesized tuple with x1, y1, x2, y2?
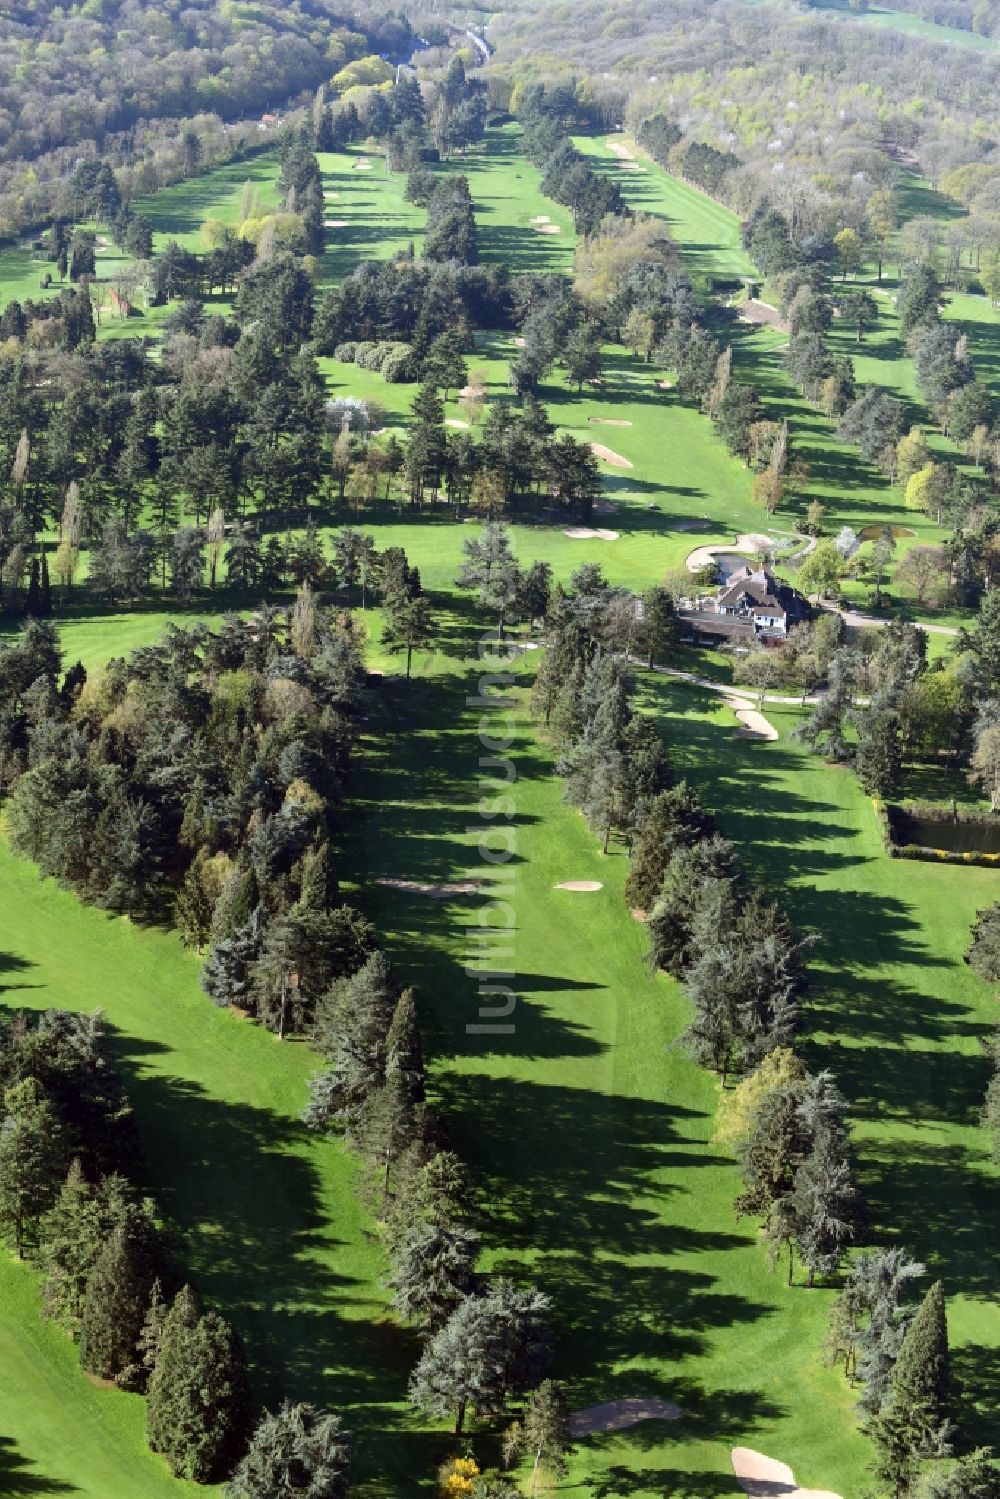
(0, 0, 416, 236)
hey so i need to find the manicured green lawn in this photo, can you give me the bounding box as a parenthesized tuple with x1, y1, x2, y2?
(3, 116, 1000, 1498)
(0, 834, 435, 1498)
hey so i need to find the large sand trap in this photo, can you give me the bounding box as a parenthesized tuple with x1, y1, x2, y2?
(536, 223, 561, 234)
(377, 878, 480, 898)
(555, 880, 603, 892)
(686, 532, 780, 573)
(732, 1448, 842, 1499)
(323, 191, 339, 200)
(606, 140, 635, 161)
(658, 379, 674, 390)
(353, 161, 372, 171)
(588, 417, 633, 428)
(569, 1398, 681, 1436)
(564, 527, 619, 541)
(590, 443, 633, 469)
(513, 336, 526, 347)
(445, 418, 470, 428)
(725, 697, 778, 742)
(620, 162, 645, 172)
(324, 219, 350, 228)
(529, 214, 551, 224)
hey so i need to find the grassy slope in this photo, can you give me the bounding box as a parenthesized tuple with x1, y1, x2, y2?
(2, 121, 1000, 1497)
(0, 838, 436, 1498)
(353, 633, 866, 1496)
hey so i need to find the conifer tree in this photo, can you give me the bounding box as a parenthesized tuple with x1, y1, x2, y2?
(389, 1219, 480, 1333)
(791, 1120, 857, 1285)
(883, 1280, 950, 1454)
(225, 1400, 350, 1499)
(201, 904, 266, 1009)
(408, 1282, 550, 1436)
(78, 1206, 160, 1380)
(922, 1447, 1000, 1499)
(0, 1077, 66, 1257)
(148, 1286, 249, 1482)
(624, 782, 712, 913)
(304, 951, 398, 1138)
(42, 1168, 136, 1335)
(648, 834, 740, 976)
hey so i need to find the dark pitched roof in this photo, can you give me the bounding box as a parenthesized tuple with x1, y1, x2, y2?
(716, 569, 786, 615)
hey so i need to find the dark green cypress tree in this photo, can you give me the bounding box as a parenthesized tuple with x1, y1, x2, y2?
(148, 1284, 200, 1458)
(297, 838, 336, 911)
(623, 782, 712, 913)
(148, 1286, 249, 1481)
(40, 1159, 103, 1332)
(78, 1206, 160, 1380)
(889, 1279, 950, 1448)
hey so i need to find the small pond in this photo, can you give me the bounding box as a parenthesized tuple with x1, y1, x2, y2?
(715, 553, 755, 580)
(894, 814, 1000, 855)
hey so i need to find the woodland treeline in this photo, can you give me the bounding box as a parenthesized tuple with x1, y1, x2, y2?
(0, 0, 420, 239)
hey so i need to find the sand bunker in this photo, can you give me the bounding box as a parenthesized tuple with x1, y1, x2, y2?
(732, 1448, 842, 1499)
(738, 532, 779, 553)
(554, 881, 603, 892)
(536, 223, 561, 234)
(324, 219, 350, 228)
(737, 299, 786, 330)
(529, 214, 551, 224)
(564, 528, 619, 541)
(588, 417, 633, 428)
(606, 140, 635, 161)
(725, 697, 779, 742)
(377, 878, 480, 899)
(353, 160, 372, 171)
(590, 443, 633, 469)
(658, 379, 674, 390)
(323, 191, 339, 200)
(620, 162, 645, 172)
(445, 418, 470, 428)
(513, 336, 526, 348)
(569, 1398, 681, 1437)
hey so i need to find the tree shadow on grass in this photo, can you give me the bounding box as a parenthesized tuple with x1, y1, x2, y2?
(856, 1136, 1000, 1313)
(107, 1031, 425, 1489)
(951, 1341, 1000, 1450)
(433, 1069, 769, 1397)
(0, 1439, 78, 1495)
(590, 1466, 736, 1498)
(0, 951, 38, 997)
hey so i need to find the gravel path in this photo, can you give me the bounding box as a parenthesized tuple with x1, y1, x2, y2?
(820, 603, 958, 637)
